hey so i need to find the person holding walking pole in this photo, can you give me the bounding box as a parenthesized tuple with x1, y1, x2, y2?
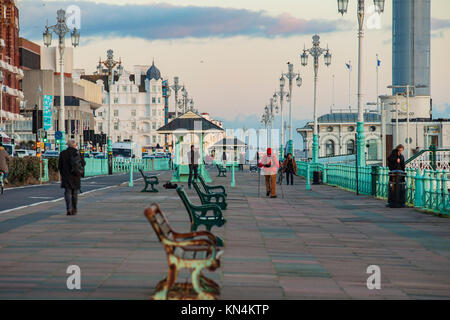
(258, 147, 279, 198)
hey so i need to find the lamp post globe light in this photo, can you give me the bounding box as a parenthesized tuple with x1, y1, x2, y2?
(282, 62, 302, 156)
(274, 75, 288, 160)
(97, 49, 123, 174)
(43, 9, 80, 151)
(301, 34, 332, 163)
(170, 77, 182, 117)
(337, 0, 385, 166)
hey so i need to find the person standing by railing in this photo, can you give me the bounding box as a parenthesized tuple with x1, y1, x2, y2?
(387, 145, 405, 171)
(282, 153, 298, 185)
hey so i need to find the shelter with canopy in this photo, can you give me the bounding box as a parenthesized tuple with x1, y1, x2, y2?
(157, 111, 224, 182)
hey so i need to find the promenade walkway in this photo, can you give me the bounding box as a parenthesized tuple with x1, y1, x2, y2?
(0, 169, 449, 299)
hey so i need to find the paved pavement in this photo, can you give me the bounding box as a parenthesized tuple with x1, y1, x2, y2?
(0, 173, 144, 213)
(0, 169, 449, 299)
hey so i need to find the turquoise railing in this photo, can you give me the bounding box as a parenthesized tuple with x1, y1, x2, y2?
(297, 160, 449, 216)
(83, 158, 171, 177)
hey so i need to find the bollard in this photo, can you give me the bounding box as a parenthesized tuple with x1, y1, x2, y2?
(231, 161, 235, 187)
(129, 160, 134, 187)
(306, 163, 311, 191)
(414, 169, 424, 208)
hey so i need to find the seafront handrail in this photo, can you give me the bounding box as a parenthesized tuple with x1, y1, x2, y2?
(296, 160, 449, 215)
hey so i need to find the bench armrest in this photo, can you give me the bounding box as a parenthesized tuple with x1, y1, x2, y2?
(203, 193, 226, 203)
(173, 231, 218, 245)
(163, 238, 218, 259)
(206, 185, 226, 194)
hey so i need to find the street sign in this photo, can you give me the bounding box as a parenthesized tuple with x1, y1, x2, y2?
(55, 131, 63, 140)
(43, 95, 53, 130)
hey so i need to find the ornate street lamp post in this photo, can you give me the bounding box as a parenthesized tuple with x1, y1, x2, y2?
(43, 9, 80, 151)
(170, 77, 182, 118)
(337, 0, 385, 166)
(282, 62, 302, 156)
(274, 75, 288, 160)
(97, 49, 123, 174)
(301, 35, 332, 163)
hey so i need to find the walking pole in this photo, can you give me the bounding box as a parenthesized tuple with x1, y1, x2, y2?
(257, 150, 260, 198)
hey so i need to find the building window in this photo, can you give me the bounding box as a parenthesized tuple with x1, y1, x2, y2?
(325, 140, 335, 157)
(347, 139, 355, 155)
(131, 122, 136, 130)
(98, 123, 103, 132)
(146, 136, 151, 145)
(327, 126, 333, 132)
(370, 126, 376, 132)
(367, 139, 378, 160)
(114, 110, 119, 117)
(152, 85, 157, 92)
(131, 109, 136, 117)
(123, 86, 127, 92)
(152, 97, 156, 104)
(114, 123, 119, 130)
(114, 97, 119, 104)
(152, 109, 156, 116)
(348, 126, 355, 132)
(98, 112, 103, 117)
(152, 136, 157, 143)
(152, 122, 156, 130)
(158, 97, 161, 103)
(132, 97, 136, 104)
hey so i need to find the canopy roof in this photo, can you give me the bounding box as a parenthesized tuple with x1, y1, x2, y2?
(211, 137, 247, 148)
(157, 111, 224, 134)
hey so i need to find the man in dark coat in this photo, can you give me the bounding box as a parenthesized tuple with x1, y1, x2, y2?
(387, 144, 405, 171)
(187, 145, 200, 189)
(58, 140, 85, 216)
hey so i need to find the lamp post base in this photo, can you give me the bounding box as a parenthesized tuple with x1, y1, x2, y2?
(287, 140, 294, 157)
(312, 134, 319, 163)
(356, 121, 366, 167)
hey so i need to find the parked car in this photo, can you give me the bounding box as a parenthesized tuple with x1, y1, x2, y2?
(14, 149, 28, 158)
(95, 154, 106, 159)
(26, 150, 36, 157)
(42, 150, 59, 158)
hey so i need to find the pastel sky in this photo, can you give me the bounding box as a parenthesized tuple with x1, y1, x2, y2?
(18, 0, 450, 136)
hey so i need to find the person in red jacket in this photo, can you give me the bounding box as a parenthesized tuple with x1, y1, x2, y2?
(258, 147, 279, 198)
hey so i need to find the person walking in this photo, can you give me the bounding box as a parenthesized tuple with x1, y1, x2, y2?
(0, 143, 11, 184)
(258, 147, 279, 198)
(282, 153, 297, 185)
(239, 152, 245, 171)
(387, 144, 405, 171)
(58, 140, 85, 216)
(187, 144, 200, 189)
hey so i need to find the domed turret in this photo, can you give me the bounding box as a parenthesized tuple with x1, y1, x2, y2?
(146, 61, 161, 81)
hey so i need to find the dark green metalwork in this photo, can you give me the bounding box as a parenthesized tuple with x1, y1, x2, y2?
(176, 186, 226, 246)
(216, 164, 227, 177)
(193, 181, 227, 210)
(139, 169, 159, 192)
(198, 175, 227, 197)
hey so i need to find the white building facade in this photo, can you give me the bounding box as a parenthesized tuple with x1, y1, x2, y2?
(298, 111, 382, 164)
(85, 63, 166, 150)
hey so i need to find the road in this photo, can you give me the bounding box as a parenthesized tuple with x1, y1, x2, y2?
(0, 172, 151, 213)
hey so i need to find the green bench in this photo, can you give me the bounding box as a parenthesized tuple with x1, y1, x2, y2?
(139, 169, 159, 192)
(216, 164, 226, 177)
(144, 203, 222, 300)
(176, 186, 225, 247)
(198, 176, 227, 197)
(193, 181, 228, 210)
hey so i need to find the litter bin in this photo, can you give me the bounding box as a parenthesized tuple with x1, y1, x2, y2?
(313, 171, 323, 185)
(388, 170, 406, 208)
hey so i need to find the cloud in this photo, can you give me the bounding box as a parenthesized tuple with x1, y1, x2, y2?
(19, 0, 352, 42)
(431, 18, 450, 31)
